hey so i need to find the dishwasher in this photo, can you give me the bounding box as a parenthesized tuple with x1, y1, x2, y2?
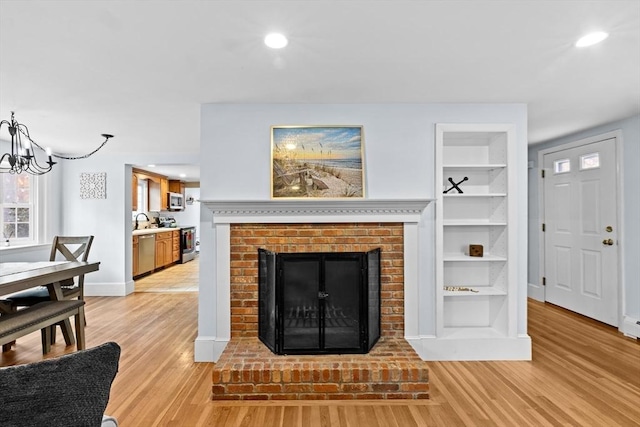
(138, 234, 156, 275)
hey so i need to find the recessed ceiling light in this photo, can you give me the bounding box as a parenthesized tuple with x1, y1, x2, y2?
(575, 31, 609, 47)
(179, 173, 186, 178)
(264, 33, 288, 49)
(147, 164, 156, 168)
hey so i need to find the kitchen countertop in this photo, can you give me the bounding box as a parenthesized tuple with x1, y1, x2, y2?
(132, 227, 182, 236)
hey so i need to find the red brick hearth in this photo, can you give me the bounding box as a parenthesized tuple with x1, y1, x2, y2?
(211, 222, 430, 400)
(212, 337, 429, 400)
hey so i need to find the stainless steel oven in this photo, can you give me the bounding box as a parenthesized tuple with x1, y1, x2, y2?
(180, 226, 197, 263)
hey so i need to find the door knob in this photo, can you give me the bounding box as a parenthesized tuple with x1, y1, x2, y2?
(602, 239, 614, 246)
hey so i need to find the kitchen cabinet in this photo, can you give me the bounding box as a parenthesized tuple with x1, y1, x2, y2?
(160, 178, 169, 211)
(155, 230, 174, 269)
(132, 168, 171, 212)
(169, 180, 185, 195)
(172, 230, 180, 263)
(132, 173, 138, 212)
(133, 235, 139, 276)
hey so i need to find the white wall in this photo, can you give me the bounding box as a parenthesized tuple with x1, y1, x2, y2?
(528, 114, 640, 334)
(198, 103, 529, 359)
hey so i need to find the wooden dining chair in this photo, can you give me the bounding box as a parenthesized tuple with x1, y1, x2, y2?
(2, 235, 94, 349)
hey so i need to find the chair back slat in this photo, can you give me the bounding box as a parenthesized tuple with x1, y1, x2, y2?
(49, 236, 94, 262)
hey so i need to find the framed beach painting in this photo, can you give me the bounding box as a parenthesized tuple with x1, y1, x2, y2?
(271, 125, 365, 199)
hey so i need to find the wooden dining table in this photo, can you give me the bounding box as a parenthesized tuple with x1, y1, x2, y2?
(0, 261, 100, 346)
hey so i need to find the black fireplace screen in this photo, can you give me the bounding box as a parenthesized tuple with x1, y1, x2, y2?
(258, 248, 381, 355)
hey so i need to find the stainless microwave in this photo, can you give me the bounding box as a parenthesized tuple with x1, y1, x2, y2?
(168, 192, 184, 210)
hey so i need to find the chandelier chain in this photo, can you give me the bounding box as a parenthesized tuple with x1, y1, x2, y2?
(17, 127, 111, 160)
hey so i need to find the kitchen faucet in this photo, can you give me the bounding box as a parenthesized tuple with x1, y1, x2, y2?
(134, 212, 150, 230)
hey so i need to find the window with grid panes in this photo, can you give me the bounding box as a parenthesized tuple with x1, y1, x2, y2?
(1, 173, 36, 245)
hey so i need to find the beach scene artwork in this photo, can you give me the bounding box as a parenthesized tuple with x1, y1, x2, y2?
(271, 126, 365, 198)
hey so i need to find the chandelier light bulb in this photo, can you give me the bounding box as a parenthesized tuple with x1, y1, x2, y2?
(264, 33, 288, 49)
(575, 31, 609, 47)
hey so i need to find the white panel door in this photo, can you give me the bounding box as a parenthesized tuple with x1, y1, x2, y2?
(543, 138, 618, 326)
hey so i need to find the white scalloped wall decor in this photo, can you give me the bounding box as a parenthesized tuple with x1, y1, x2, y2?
(80, 172, 107, 199)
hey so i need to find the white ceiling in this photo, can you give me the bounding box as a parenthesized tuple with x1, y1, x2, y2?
(1, 1, 639, 181)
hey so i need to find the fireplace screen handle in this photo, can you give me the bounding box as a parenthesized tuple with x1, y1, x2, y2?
(318, 291, 330, 300)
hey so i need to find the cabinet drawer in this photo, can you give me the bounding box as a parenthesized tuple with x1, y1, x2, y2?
(156, 231, 172, 241)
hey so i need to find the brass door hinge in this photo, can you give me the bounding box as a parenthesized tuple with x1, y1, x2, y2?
(542, 277, 546, 286)
(542, 223, 546, 232)
(541, 169, 545, 178)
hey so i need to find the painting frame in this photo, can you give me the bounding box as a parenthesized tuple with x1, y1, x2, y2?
(270, 125, 365, 199)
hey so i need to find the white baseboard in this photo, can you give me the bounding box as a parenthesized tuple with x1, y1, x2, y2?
(411, 334, 532, 361)
(194, 336, 229, 362)
(84, 281, 133, 297)
(622, 316, 640, 339)
(405, 335, 433, 359)
(528, 282, 545, 302)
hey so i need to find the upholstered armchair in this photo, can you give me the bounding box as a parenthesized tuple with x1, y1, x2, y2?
(0, 342, 121, 426)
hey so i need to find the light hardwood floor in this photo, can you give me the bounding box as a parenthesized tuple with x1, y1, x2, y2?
(134, 256, 199, 292)
(1, 262, 639, 426)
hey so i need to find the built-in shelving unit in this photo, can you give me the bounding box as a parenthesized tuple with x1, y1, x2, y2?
(434, 124, 530, 360)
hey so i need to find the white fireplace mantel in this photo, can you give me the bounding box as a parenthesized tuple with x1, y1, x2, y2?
(201, 199, 432, 224)
(195, 198, 433, 362)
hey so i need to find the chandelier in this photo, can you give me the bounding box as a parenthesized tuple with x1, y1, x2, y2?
(0, 111, 114, 175)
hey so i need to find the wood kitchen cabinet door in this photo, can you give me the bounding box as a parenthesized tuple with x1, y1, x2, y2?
(155, 239, 165, 268)
(169, 180, 185, 195)
(160, 178, 169, 211)
(164, 236, 173, 266)
(155, 232, 172, 268)
(133, 235, 139, 276)
(132, 173, 139, 211)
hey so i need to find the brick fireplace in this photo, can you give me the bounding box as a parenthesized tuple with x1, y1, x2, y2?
(199, 199, 432, 362)
(199, 200, 432, 399)
(196, 199, 429, 400)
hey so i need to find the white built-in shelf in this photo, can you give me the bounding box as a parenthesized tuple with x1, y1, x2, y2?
(439, 327, 507, 340)
(443, 193, 507, 198)
(443, 254, 507, 262)
(435, 123, 525, 360)
(443, 286, 507, 297)
(443, 220, 507, 226)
